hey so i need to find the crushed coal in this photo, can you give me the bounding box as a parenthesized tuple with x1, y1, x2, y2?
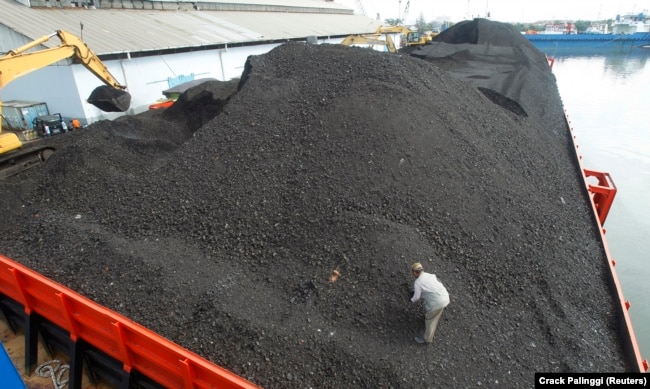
(477, 87, 528, 117)
(0, 19, 631, 388)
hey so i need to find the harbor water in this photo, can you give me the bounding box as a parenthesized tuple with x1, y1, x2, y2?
(539, 45, 650, 363)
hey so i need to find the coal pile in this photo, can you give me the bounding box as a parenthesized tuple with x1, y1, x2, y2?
(407, 18, 559, 122)
(0, 19, 630, 388)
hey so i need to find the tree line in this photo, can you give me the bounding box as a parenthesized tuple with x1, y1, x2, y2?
(385, 13, 615, 35)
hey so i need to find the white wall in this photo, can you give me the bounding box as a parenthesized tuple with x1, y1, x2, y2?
(0, 64, 82, 119)
(112, 43, 283, 116)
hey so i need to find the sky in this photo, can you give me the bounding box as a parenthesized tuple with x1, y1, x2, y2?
(334, 0, 650, 24)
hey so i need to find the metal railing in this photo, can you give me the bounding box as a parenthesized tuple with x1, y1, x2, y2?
(0, 253, 260, 388)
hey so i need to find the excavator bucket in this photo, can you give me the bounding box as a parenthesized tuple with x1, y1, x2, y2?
(87, 86, 131, 112)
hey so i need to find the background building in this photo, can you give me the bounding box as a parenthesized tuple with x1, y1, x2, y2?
(0, 0, 379, 125)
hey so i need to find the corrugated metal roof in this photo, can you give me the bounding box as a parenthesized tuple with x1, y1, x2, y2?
(2, 100, 47, 108)
(0, 0, 380, 55)
(156, 0, 348, 8)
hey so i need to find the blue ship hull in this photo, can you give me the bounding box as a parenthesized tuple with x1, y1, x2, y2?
(525, 32, 650, 44)
(525, 33, 650, 55)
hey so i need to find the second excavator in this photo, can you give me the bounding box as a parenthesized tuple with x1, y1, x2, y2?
(341, 25, 438, 53)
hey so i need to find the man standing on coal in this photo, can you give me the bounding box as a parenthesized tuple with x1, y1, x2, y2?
(410, 262, 450, 344)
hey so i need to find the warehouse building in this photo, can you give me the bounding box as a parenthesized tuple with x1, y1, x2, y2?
(0, 0, 379, 126)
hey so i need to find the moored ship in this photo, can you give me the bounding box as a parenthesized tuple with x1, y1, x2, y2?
(525, 11, 650, 49)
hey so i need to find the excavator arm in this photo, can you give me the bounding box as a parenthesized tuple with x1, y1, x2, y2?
(0, 30, 130, 112)
(375, 25, 427, 47)
(341, 35, 397, 53)
(1, 30, 123, 90)
(375, 25, 411, 35)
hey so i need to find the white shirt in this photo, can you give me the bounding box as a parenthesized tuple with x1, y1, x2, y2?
(411, 272, 450, 312)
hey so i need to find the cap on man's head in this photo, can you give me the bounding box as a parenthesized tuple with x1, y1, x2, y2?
(411, 262, 423, 272)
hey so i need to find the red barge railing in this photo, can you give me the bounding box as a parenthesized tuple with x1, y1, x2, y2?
(0, 253, 260, 388)
(566, 111, 648, 373)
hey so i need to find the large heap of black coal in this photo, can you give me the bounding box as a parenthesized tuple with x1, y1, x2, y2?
(0, 19, 630, 388)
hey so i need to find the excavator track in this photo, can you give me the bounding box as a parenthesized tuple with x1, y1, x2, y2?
(0, 145, 55, 180)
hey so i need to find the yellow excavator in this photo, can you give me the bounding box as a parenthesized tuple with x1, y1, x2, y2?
(340, 34, 398, 53)
(0, 30, 131, 178)
(374, 25, 430, 46)
(341, 25, 436, 52)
